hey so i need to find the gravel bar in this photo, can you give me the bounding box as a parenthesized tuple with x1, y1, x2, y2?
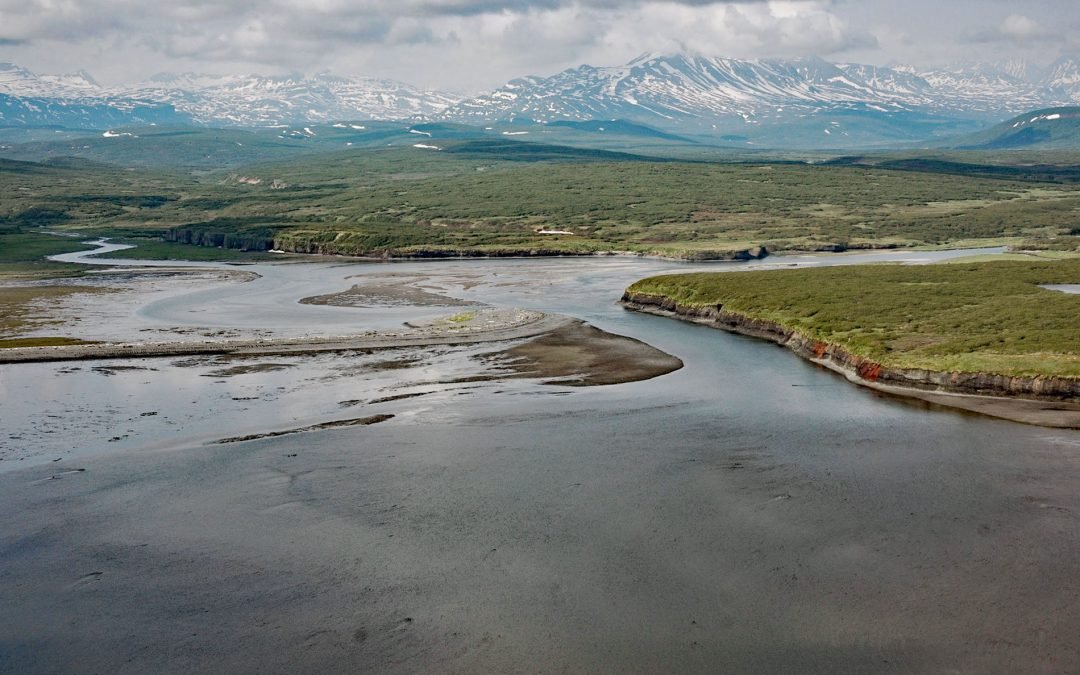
(0, 309, 573, 364)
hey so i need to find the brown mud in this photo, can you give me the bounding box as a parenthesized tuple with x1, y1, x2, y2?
(485, 321, 684, 386)
(0, 309, 570, 364)
(299, 281, 478, 308)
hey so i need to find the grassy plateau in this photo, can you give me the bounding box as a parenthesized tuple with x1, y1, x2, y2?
(2, 137, 1080, 260)
(627, 258, 1080, 378)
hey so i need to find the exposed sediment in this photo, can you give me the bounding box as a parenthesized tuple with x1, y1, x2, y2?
(0, 309, 571, 364)
(214, 414, 394, 444)
(621, 291, 1080, 428)
(484, 321, 683, 386)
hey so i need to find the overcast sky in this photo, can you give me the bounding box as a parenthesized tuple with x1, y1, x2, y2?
(1, 0, 1078, 93)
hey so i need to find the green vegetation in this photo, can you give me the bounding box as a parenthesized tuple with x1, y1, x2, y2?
(627, 259, 1080, 377)
(0, 337, 98, 348)
(2, 136, 1080, 259)
(3, 127, 1080, 362)
(96, 238, 279, 262)
(0, 122, 708, 170)
(825, 155, 1080, 183)
(446, 311, 477, 324)
(0, 284, 107, 347)
(0, 230, 96, 279)
(950, 107, 1080, 151)
(0, 229, 108, 347)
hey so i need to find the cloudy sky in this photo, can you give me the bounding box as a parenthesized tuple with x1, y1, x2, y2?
(1, 0, 1078, 93)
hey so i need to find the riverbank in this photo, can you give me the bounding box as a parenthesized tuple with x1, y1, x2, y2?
(622, 291, 1080, 428)
(244, 242, 773, 262)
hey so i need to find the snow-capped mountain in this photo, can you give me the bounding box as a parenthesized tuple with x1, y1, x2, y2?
(0, 63, 99, 98)
(3, 54, 1080, 146)
(832, 64, 933, 98)
(0, 63, 190, 128)
(440, 53, 1080, 133)
(126, 72, 460, 125)
(444, 54, 916, 127)
(913, 64, 1050, 113)
(0, 63, 460, 128)
(1045, 57, 1080, 92)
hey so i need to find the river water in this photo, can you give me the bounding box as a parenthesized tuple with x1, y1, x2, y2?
(2, 245, 1079, 672)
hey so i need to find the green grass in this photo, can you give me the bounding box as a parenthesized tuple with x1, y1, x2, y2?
(0, 231, 97, 279)
(446, 311, 477, 324)
(0, 337, 99, 348)
(3, 142, 1080, 259)
(116, 156, 1080, 257)
(0, 284, 109, 342)
(627, 258, 1080, 377)
(94, 237, 280, 262)
(0, 231, 112, 343)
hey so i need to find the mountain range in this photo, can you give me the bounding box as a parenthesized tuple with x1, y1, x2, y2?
(0, 63, 459, 129)
(2, 54, 1080, 148)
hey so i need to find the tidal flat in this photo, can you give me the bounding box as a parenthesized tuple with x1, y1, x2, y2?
(3, 244, 1080, 672)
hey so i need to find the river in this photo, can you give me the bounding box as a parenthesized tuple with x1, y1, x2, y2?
(2, 244, 1078, 672)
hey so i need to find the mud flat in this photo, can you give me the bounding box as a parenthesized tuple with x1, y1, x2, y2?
(213, 414, 395, 444)
(486, 321, 683, 386)
(622, 292, 1080, 429)
(299, 281, 479, 308)
(0, 309, 571, 364)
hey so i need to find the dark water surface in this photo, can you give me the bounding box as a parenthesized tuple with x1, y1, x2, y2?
(2, 247, 1079, 672)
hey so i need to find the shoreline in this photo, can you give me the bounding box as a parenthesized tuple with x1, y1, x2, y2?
(621, 291, 1080, 429)
(71, 235, 1010, 269)
(146, 238, 1007, 263)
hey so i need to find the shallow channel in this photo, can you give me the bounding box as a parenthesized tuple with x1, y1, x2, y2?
(3, 244, 1079, 672)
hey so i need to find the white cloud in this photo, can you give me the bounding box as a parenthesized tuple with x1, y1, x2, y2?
(967, 13, 1063, 45)
(0, 0, 1075, 91)
(598, 1, 875, 58)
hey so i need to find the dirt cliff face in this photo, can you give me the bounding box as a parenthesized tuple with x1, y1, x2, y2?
(166, 227, 769, 261)
(621, 291, 1080, 401)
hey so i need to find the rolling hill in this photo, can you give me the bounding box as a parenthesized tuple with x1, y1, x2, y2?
(952, 107, 1080, 150)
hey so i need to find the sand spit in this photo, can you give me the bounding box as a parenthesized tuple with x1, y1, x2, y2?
(486, 321, 683, 386)
(299, 281, 479, 308)
(214, 414, 394, 444)
(623, 293, 1080, 429)
(0, 309, 571, 364)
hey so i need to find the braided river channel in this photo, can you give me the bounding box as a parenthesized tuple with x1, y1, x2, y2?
(2, 244, 1079, 672)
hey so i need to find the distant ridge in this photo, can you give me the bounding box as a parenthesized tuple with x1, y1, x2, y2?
(0, 63, 459, 129)
(951, 107, 1080, 150)
(3, 55, 1080, 148)
(439, 54, 1080, 127)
